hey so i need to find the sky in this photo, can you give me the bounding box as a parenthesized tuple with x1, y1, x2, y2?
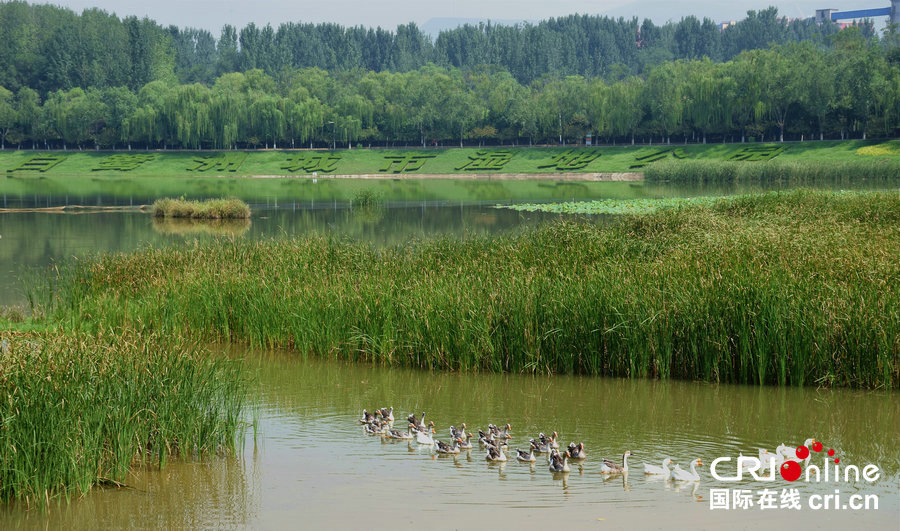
(33, 0, 889, 33)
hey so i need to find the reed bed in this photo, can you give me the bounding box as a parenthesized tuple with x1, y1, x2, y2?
(32, 190, 900, 388)
(152, 197, 250, 219)
(0, 330, 249, 505)
(644, 159, 900, 184)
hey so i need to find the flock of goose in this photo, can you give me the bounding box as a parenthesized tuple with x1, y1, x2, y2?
(358, 408, 706, 481)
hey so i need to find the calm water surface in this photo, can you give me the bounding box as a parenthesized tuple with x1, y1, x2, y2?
(2, 176, 897, 306)
(2, 353, 896, 530)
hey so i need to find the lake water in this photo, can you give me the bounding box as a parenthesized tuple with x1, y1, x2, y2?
(2, 175, 897, 306)
(1, 352, 896, 529)
(1, 175, 898, 529)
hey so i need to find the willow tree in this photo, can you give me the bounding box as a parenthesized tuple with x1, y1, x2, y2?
(604, 76, 644, 144)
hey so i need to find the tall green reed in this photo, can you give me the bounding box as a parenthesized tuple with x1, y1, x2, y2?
(30, 190, 900, 389)
(0, 330, 249, 505)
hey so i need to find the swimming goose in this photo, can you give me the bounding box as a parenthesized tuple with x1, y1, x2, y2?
(546, 431, 560, 449)
(643, 457, 673, 475)
(449, 423, 467, 441)
(530, 438, 551, 454)
(416, 425, 436, 445)
(408, 412, 427, 432)
(567, 442, 586, 460)
(671, 458, 703, 481)
(516, 448, 537, 462)
(364, 419, 385, 435)
(384, 423, 416, 440)
(379, 407, 394, 424)
(599, 450, 632, 474)
(457, 433, 475, 450)
(434, 439, 461, 454)
(485, 442, 508, 462)
(780, 438, 816, 461)
(360, 409, 375, 424)
(548, 449, 570, 473)
(491, 423, 512, 440)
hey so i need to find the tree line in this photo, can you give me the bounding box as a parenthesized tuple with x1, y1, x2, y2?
(1, 30, 897, 151)
(0, 1, 870, 94)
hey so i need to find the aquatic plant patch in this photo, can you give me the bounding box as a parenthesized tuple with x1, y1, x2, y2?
(6, 155, 66, 173)
(92, 154, 156, 171)
(153, 197, 251, 219)
(538, 149, 601, 171)
(727, 145, 786, 161)
(187, 153, 248, 172)
(455, 150, 514, 171)
(379, 154, 436, 173)
(497, 196, 727, 215)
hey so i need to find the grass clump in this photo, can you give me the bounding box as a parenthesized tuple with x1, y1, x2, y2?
(152, 197, 250, 219)
(30, 189, 900, 389)
(645, 159, 900, 184)
(0, 330, 249, 506)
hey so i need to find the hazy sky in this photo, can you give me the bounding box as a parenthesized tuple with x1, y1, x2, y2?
(35, 1, 887, 32)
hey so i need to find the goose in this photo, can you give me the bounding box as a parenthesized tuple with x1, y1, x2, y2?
(643, 457, 673, 475)
(516, 448, 536, 462)
(434, 439, 461, 454)
(456, 433, 475, 450)
(449, 423, 467, 441)
(379, 407, 394, 424)
(485, 443, 507, 462)
(360, 409, 375, 424)
(384, 423, 416, 440)
(780, 438, 816, 461)
(760, 449, 784, 469)
(599, 450, 632, 474)
(548, 449, 570, 472)
(671, 458, 703, 481)
(491, 423, 512, 440)
(408, 412, 427, 431)
(364, 419, 385, 435)
(530, 438, 551, 454)
(416, 425, 436, 445)
(545, 431, 560, 449)
(567, 442, 586, 460)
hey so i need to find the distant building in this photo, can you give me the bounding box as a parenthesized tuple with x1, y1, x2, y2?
(718, 21, 736, 31)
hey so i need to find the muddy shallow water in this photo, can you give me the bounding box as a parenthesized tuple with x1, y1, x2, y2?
(3, 352, 896, 530)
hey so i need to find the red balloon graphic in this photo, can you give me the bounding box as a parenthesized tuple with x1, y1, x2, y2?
(812, 441, 824, 453)
(795, 445, 810, 459)
(834, 459, 840, 464)
(827, 448, 835, 457)
(780, 461, 802, 482)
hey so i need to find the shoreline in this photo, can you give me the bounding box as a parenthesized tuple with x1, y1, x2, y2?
(247, 172, 644, 181)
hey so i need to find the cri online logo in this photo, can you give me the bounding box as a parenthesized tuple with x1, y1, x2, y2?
(710, 439, 882, 483)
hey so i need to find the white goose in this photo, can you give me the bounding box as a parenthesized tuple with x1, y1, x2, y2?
(780, 438, 816, 462)
(643, 457, 673, 475)
(416, 426, 436, 445)
(671, 458, 703, 481)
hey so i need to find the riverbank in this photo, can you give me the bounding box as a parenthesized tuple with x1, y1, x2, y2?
(27, 189, 900, 389)
(1, 140, 899, 179)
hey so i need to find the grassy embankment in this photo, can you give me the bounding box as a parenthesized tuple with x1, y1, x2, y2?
(0, 330, 248, 505)
(1, 140, 899, 179)
(30, 189, 900, 389)
(152, 197, 251, 219)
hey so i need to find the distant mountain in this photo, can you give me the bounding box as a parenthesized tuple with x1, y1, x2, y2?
(420, 17, 531, 38)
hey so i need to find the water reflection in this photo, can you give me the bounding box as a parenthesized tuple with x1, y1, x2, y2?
(4, 351, 893, 528)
